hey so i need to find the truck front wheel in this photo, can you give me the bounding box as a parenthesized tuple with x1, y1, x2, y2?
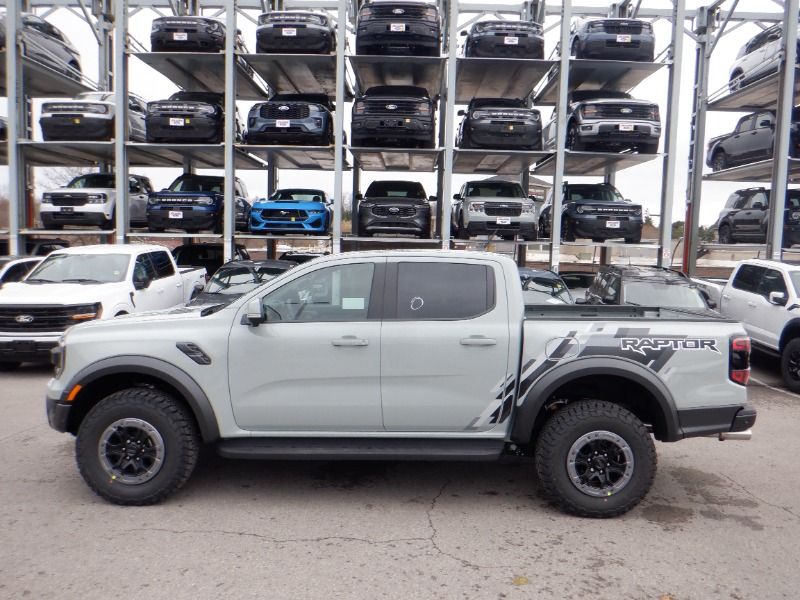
(535, 399, 656, 518)
(780, 338, 800, 393)
(76, 388, 199, 505)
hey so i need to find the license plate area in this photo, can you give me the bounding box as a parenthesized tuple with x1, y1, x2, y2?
(616, 34, 632, 43)
(276, 119, 291, 128)
(390, 23, 406, 32)
(169, 210, 184, 219)
(606, 220, 621, 229)
(496, 217, 511, 225)
(173, 32, 188, 41)
(60, 206, 74, 213)
(504, 36, 519, 45)
(169, 117, 186, 127)
(11, 341, 36, 353)
(618, 123, 634, 132)
(282, 28, 297, 36)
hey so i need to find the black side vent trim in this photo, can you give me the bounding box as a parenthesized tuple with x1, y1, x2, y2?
(176, 342, 212, 365)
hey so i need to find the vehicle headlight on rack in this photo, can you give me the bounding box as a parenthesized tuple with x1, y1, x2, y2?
(147, 196, 158, 205)
(151, 21, 163, 32)
(521, 202, 536, 215)
(468, 201, 485, 214)
(472, 110, 491, 120)
(417, 103, 432, 116)
(86, 104, 109, 114)
(576, 205, 585, 214)
(792, 211, 800, 220)
(649, 105, 661, 121)
(353, 102, 366, 115)
(52, 335, 66, 377)
(71, 302, 103, 322)
(87, 193, 107, 204)
(633, 207, 642, 215)
(582, 104, 599, 118)
(196, 196, 214, 206)
(206, 20, 223, 35)
(42, 193, 53, 204)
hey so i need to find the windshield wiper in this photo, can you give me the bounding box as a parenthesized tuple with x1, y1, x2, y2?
(62, 278, 102, 284)
(24, 278, 55, 283)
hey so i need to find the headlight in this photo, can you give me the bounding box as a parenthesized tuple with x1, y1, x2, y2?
(52, 336, 66, 377)
(151, 21, 162, 32)
(468, 201, 485, 214)
(308, 210, 324, 214)
(196, 196, 214, 206)
(87, 193, 107, 204)
(42, 193, 53, 203)
(521, 202, 536, 215)
(206, 20, 222, 34)
(633, 208, 642, 216)
(71, 302, 102, 322)
(422, 6, 438, 19)
(649, 105, 660, 120)
(86, 104, 109, 114)
(576, 205, 585, 214)
(793, 211, 800, 221)
(359, 7, 372, 18)
(359, 202, 374, 208)
(472, 110, 491, 120)
(148, 196, 158, 205)
(198, 104, 216, 116)
(417, 103, 432, 116)
(582, 104, 599, 118)
(353, 102, 366, 115)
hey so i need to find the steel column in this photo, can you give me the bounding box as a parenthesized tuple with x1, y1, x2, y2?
(6, 1, 22, 255)
(223, 0, 237, 262)
(113, 0, 130, 243)
(439, 0, 458, 250)
(657, 0, 685, 267)
(351, 166, 360, 236)
(548, 0, 572, 272)
(767, 0, 799, 260)
(332, 0, 347, 254)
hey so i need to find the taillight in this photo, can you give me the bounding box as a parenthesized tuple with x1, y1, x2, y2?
(729, 336, 750, 386)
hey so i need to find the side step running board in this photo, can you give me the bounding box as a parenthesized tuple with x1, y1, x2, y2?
(216, 437, 506, 461)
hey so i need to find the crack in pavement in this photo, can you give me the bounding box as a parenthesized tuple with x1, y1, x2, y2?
(719, 473, 800, 522)
(120, 527, 430, 546)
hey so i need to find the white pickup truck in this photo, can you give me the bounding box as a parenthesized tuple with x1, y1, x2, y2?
(47, 250, 755, 518)
(0, 244, 205, 370)
(694, 259, 800, 391)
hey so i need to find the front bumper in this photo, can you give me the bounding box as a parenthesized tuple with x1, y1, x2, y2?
(40, 116, 113, 141)
(465, 120, 542, 149)
(41, 209, 110, 227)
(359, 205, 430, 236)
(351, 116, 434, 147)
(148, 206, 219, 230)
(356, 21, 440, 56)
(145, 115, 222, 143)
(578, 34, 655, 61)
(465, 32, 544, 58)
(47, 395, 72, 433)
(464, 214, 537, 237)
(569, 215, 643, 239)
(0, 335, 60, 364)
(151, 31, 224, 52)
(256, 24, 334, 53)
(249, 210, 328, 234)
(246, 117, 329, 145)
(576, 119, 660, 148)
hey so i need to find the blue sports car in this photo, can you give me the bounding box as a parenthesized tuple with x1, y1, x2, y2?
(249, 188, 332, 235)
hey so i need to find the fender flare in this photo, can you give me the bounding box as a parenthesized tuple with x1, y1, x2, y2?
(65, 355, 220, 442)
(510, 356, 681, 444)
(779, 318, 800, 351)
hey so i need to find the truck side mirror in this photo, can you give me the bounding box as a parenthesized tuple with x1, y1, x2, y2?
(460, 30, 467, 36)
(453, 194, 461, 200)
(752, 202, 764, 210)
(769, 291, 788, 306)
(428, 195, 437, 202)
(245, 297, 265, 326)
(457, 110, 465, 116)
(356, 193, 363, 200)
(133, 273, 151, 290)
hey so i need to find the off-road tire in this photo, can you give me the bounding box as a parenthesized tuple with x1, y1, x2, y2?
(76, 388, 199, 506)
(712, 151, 728, 172)
(780, 338, 800, 393)
(535, 399, 657, 518)
(718, 224, 733, 245)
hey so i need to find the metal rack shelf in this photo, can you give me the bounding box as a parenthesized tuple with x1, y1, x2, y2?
(131, 52, 267, 99)
(126, 143, 266, 169)
(348, 55, 446, 96)
(703, 158, 800, 183)
(127, 231, 223, 239)
(18, 141, 116, 166)
(236, 233, 333, 242)
(0, 52, 94, 97)
(707, 67, 800, 112)
(534, 59, 666, 105)
(454, 58, 554, 104)
(238, 144, 339, 170)
(349, 147, 441, 171)
(453, 149, 549, 175)
(19, 228, 114, 237)
(532, 150, 660, 176)
(243, 53, 347, 98)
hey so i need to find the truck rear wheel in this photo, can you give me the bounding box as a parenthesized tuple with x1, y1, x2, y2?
(780, 338, 800, 393)
(76, 388, 199, 506)
(535, 399, 656, 518)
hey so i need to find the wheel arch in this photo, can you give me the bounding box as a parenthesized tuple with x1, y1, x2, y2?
(63, 355, 220, 443)
(779, 319, 800, 352)
(510, 357, 681, 445)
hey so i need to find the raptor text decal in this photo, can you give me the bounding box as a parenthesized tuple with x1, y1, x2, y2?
(620, 337, 719, 356)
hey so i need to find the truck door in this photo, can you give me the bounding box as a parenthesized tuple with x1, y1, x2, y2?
(380, 258, 512, 433)
(722, 263, 767, 344)
(732, 190, 768, 240)
(751, 112, 776, 161)
(228, 259, 384, 431)
(749, 267, 790, 349)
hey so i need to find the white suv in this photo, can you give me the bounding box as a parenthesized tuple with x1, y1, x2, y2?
(729, 24, 799, 91)
(40, 172, 153, 231)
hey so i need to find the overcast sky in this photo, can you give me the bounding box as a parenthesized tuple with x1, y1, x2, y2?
(0, 0, 789, 227)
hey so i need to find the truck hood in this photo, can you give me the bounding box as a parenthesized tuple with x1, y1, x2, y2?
(566, 199, 642, 211)
(575, 98, 655, 107)
(75, 303, 217, 330)
(0, 281, 124, 305)
(251, 200, 326, 211)
(45, 186, 114, 194)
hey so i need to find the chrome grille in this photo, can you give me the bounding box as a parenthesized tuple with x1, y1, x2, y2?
(593, 104, 653, 119)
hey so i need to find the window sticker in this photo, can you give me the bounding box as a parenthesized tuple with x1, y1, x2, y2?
(342, 297, 365, 310)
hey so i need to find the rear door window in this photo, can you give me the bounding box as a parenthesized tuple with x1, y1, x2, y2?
(731, 264, 765, 294)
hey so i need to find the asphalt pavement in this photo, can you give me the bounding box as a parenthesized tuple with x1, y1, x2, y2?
(1, 356, 798, 600)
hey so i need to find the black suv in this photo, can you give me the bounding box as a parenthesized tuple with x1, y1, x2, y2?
(351, 86, 436, 148)
(0, 13, 82, 80)
(569, 18, 655, 62)
(256, 11, 335, 54)
(457, 98, 542, 150)
(539, 182, 643, 243)
(461, 20, 544, 59)
(706, 110, 800, 172)
(357, 180, 433, 238)
(245, 93, 334, 145)
(172, 243, 251, 277)
(715, 187, 800, 248)
(151, 16, 230, 52)
(584, 266, 713, 310)
(146, 92, 241, 144)
(356, 1, 441, 56)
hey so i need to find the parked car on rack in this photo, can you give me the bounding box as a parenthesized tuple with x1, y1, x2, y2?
(151, 15, 239, 52)
(146, 92, 241, 144)
(172, 243, 251, 278)
(518, 267, 573, 305)
(0, 238, 69, 256)
(456, 97, 542, 150)
(356, 0, 441, 56)
(46, 250, 755, 517)
(586, 266, 715, 310)
(714, 187, 800, 247)
(0, 116, 7, 141)
(706, 109, 800, 172)
(461, 19, 544, 58)
(544, 90, 661, 153)
(189, 259, 295, 306)
(40, 172, 153, 231)
(568, 18, 655, 62)
(0, 256, 42, 288)
(538, 182, 643, 243)
(277, 250, 329, 264)
(0, 244, 206, 369)
(693, 259, 800, 391)
(728, 24, 800, 91)
(357, 180, 433, 238)
(351, 85, 436, 148)
(249, 188, 332, 235)
(40, 92, 147, 142)
(147, 174, 251, 233)
(0, 13, 82, 81)
(244, 93, 334, 145)
(453, 180, 537, 240)
(256, 10, 336, 54)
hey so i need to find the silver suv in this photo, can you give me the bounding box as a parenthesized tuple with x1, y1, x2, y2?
(0, 13, 82, 81)
(453, 180, 538, 241)
(729, 24, 799, 91)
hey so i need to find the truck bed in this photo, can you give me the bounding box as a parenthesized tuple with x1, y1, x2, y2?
(524, 303, 733, 321)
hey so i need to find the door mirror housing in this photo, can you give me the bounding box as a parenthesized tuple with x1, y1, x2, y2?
(769, 291, 788, 306)
(457, 109, 465, 116)
(355, 193, 363, 200)
(428, 195, 437, 202)
(453, 194, 461, 200)
(460, 30, 467, 36)
(245, 297, 265, 326)
(132, 273, 151, 290)
(752, 202, 765, 210)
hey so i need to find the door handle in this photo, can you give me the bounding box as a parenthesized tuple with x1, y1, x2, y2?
(331, 336, 368, 347)
(460, 336, 497, 346)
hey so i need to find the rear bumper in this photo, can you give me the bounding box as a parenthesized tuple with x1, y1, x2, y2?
(678, 402, 757, 439)
(40, 116, 113, 141)
(256, 25, 334, 53)
(465, 32, 544, 58)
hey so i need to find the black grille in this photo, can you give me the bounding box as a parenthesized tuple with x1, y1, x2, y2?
(372, 205, 417, 217)
(601, 23, 643, 34)
(261, 209, 308, 221)
(153, 196, 198, 205)
(593, 104, 653, 119)
(0, 305, 90, 333)
(51, 194, 88, 207)
(587, 205, 637, 215)
(260, 104, 310, 119)
(363, 101, 422, 115)
(370, 5, 428, 18)
(485, 203, 522, 217)
(149, 103, 206, 114)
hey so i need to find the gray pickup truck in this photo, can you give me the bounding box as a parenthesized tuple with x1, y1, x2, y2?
(46, 251, 755, 518)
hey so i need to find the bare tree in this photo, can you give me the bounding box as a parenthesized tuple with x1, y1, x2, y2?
(33, 166, 94, 190)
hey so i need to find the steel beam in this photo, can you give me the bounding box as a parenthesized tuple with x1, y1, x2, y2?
(657, 0, 685, 268)
(767, 0, 799, 260)
(332, 0, 347, 253)
(223, 0, 237, 261)
(439, 0, 458, 250)
(6, 0, 22, 255)
(114, 0, 130, 244)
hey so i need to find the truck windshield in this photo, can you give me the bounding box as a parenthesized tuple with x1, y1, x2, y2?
(67, 174, 115, 188)
(366, 182, 426, 198)
(206, 265, 288, 294)
(623, 282, 707, 309)
(566, 185, 625, 202)
(169, 176, 223, 193)
(269, 189, 327, 202)
(25, 254, 130, 284)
